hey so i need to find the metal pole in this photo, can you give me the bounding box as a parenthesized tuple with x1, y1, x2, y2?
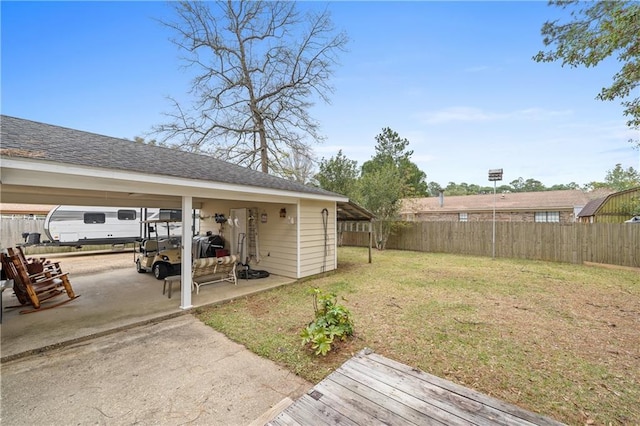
(488, 168, 502, 260)
(492, 180, 496, 259)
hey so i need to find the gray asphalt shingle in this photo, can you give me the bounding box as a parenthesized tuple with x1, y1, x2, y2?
(0, 115, 343, 199)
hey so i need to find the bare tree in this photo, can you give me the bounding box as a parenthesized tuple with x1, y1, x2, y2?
(280, 145, 318, 185)
(155, 1, 348, 174)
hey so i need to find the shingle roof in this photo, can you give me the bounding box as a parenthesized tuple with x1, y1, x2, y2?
(576, 197, 607, 217)
(401, 189, 613, 213)
(577, 186, 640, 217)
(0, 115, 343, 199)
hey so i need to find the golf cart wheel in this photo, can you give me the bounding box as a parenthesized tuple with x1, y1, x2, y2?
(136, 259, 145, 273)
(153, 263, 169, 280)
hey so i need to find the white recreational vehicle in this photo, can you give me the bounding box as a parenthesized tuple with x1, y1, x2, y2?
(43, 206, 191, 247)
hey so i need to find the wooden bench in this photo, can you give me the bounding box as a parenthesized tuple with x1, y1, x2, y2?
(164, 255, 238, 298)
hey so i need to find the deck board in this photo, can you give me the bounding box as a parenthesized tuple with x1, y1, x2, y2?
(346, 354, 532, 425)
(267, 349, 565, 426)
(319, 373, 427, 425)
(367, 353, 563, 426)
(334, 362, 467, 425)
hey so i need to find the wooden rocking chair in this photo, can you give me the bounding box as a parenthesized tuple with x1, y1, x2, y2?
(8, 246, 64, 276)
(1, 252, 78, 313)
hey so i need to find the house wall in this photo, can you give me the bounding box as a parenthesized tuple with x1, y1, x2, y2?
(411, 209, 576, 223)
(200, 199, 337, 279)
(199, 200, 298, 278)
(299, 200, 336, 277)
(578, 216, 595, 224)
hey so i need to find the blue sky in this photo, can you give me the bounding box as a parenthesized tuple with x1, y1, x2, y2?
(2, 1, 638, 188)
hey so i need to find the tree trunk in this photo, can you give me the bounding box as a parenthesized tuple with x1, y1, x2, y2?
(259, 125, 269, 174)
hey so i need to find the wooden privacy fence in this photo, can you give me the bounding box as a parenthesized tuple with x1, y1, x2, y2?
(341, 222, 640, 268)
(1, 218, 45, 249)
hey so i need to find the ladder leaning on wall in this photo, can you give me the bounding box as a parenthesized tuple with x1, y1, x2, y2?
(247, 207, 260, 264)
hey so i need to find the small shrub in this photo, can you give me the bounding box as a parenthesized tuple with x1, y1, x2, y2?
(300, 287, 354, 356)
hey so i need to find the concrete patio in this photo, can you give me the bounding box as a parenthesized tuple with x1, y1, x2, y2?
(1, 263, 295, 362)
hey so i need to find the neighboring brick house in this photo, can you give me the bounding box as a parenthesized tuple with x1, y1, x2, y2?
(577, 186, 640, 223)
(400, 189, 612, 223)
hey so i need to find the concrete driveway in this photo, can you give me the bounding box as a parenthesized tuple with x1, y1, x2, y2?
(1, 314, 310, 425)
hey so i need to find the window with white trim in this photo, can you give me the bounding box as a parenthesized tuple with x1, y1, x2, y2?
(459, 212, 468, 222)
(534, 211, 560, 223)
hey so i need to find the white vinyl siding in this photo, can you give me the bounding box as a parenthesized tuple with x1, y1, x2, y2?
(200, 200, 298, 278)
(299, 200, 337, 277)
(255, 204, 297, 277)
(198, 199, 338, 279)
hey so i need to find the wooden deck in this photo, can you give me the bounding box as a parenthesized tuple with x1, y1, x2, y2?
(266, 349, 565, 425)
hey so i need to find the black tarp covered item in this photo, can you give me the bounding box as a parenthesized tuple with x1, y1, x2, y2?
(237, 268, 270, 279)
(193, 235, 225, 259)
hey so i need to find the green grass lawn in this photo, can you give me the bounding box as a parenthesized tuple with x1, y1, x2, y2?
(195, 247, 640, 425)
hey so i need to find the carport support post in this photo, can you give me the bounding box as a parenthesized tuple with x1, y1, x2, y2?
(180, 196, 193, 309)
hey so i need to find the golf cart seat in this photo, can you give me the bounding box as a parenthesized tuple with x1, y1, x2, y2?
(142, 239, 159, 255)
(158, 237, 180, 251)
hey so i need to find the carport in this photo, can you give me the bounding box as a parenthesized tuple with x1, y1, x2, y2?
(0, 115, 370, 313)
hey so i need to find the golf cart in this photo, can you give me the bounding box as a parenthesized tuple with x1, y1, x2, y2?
(135, 219, 182, 280)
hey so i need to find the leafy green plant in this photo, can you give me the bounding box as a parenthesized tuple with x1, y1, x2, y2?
(300, 287, 354, 356)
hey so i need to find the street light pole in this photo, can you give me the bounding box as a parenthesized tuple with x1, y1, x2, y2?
(488, 169, 503, 260)
(492, 180, 497, 259)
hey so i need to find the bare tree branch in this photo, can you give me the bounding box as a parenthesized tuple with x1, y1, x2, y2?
(153, 0, 348, 174)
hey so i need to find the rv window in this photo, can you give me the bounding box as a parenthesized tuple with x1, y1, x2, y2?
(84, 212, 106, 224)
(117, 209, 137, 221)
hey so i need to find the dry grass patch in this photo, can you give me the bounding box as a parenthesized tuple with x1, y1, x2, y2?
(194, 247, 639, 425)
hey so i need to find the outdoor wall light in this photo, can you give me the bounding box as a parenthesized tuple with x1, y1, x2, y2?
(280, 208, 287, 218)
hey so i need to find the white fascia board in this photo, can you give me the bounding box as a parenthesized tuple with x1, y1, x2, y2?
(1, 158, 348, 203)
